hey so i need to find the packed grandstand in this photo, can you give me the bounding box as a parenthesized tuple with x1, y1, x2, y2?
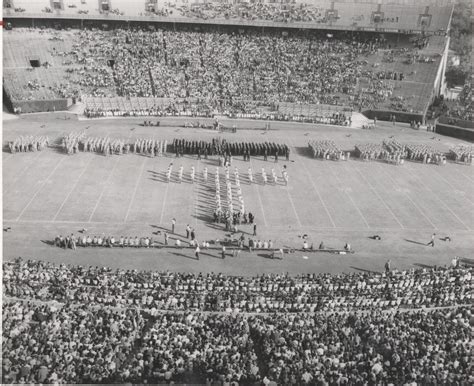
(2, 1, 472, 385)
(3, 0, 452, 122)
(2, 258, 472, 384)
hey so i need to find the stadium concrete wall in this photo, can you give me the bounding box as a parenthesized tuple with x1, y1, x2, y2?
(362, 109, 425, 124)
(10, 98, 69, 114)
(435, 123, 474, 142)
(438, 117, 474, 129)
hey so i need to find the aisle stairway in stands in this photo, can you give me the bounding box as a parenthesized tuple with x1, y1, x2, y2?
(350, 112, 371, 129)
(148, 68, 157, 97)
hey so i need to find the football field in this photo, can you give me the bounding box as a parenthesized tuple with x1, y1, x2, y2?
(2, 113, 473, 275)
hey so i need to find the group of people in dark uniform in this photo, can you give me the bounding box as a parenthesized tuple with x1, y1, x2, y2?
(171, 137, 290, 160)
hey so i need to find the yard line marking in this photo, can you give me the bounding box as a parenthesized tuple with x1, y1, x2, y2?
(159, 135, 174, 226)
(52, 155, 94, 221)
(290, 140, 336, 229)
(5, 150, 44, 193)
(281, 167, 302, 228)
(376, 163, 437, 230)
(449, 165, 474, 184)
(194, 159, 200, 227)
(354, 167, 405, 230)
(124, 156, 147, 223)
(248, 157, 268, 227)
(286, 191, 303, 228)
(432, 167, 474, 205)
(404, 164, 471, 231)
(159, 181, 170, 226)
(333, 163, 370, 229)
(87, 155, 122, 223)
(16, 156, 67, 222)
(88, 132, 133, 223)
(253, 184, 268, 227)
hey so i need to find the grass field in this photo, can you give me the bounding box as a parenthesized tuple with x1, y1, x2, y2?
(2, 113, 473, 275)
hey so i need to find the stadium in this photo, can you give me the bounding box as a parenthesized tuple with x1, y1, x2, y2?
(2, 1, 472, 385)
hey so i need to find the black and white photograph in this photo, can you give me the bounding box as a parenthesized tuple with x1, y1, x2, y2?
(1, 0, 472, 384)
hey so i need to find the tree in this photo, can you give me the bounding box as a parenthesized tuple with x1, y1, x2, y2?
(445, 66, 468, 88)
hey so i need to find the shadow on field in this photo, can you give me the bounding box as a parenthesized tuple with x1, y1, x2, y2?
(170, 251, 196, 260)
(199, 159, 219, 166)
(204, 223, 224, 231)
(257, 253, 274, 259)
(413, 263, 436, 269)
(199, 251, 219, 259)
(150, 225, 187, 238)
(404, 239, 427, 246)
(350, 266, 379, 274)
(147, 170, 167, 183)
(192, 213, 212, 223)
(293, 146, 312, 158)
(49, 145, 67, 154)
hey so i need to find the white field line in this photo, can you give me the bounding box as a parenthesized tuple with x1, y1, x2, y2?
(354, 167, 406, 230)
(124, 156, 147, 223)
(52, 155, 94, 221)
(16, 156, 66, 221)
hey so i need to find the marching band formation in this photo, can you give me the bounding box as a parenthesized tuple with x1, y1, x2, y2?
(354, 141, 406, 165)
(449, 145, 473, 164)
(350, 139, 471, 166)
(61, 132, 169, 156)
(213, 166, 247, 230)
(308, 140, 348, 161)
(7, 132, 472, 169)
(172, 137, 290, 160)
(8, 136, 50, 153)
(163, 162, 288, 229)
(406, 144, 447, 164)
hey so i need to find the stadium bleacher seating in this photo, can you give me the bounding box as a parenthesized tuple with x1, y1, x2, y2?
(3, 25, 445, 118)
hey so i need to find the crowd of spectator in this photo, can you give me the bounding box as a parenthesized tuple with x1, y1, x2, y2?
(174, 1, 326, 24)
(2, 302, 146, 384)
(443, 84, 473, 122)
(2, 298, 471, 384)
(3, 254, 471, 384)
(5, 24, 438, 119)
(57, 26, 414, 115)
(247, 308, 471, 385)
(3, 258, 471, 313)
(84, 101, 352, 126)
(71, 27, 380, 105)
